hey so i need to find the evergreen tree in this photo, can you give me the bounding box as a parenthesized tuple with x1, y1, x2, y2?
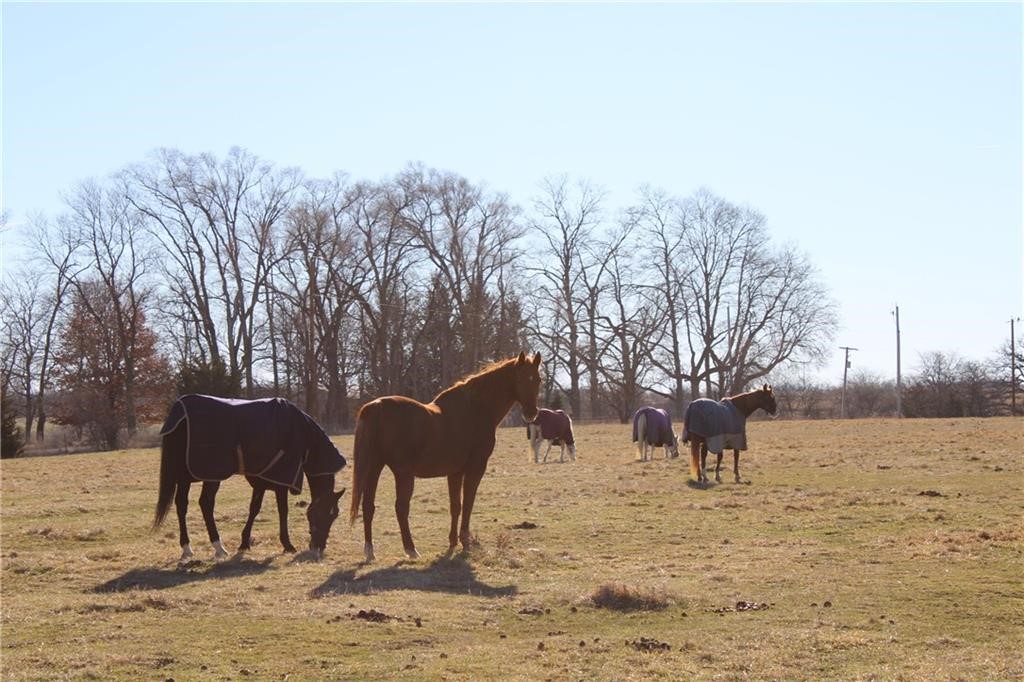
(1, 385, 25, 458)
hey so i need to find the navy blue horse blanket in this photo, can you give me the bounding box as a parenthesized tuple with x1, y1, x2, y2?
(159, 394, 346, 494)
(527, 409, 575, 445)
(682, 398, 747, 454)
(632, 407, 676, 447)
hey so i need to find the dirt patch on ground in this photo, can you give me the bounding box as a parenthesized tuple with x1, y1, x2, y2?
(627, 637, 671, 652)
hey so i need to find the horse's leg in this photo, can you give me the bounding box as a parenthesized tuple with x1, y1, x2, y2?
(198, 481, 228, 560)
(361, 461, 386, 562)
(446, 472, 464, 554)
(733, 449, 742, 484)
(458, 470, 485, 550)
(394, 471, 419, 559)
(715, 452, 723, 483)
(689, 441, 701, 482)
(701, 444, 709, 484)
(274, 487, 296, 553)
(175, 480, 193, 563)
(239, 485, 265, 551)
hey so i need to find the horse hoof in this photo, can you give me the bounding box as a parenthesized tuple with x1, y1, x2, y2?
(405, 548, 420, 559)
(178, 546, 194, 564)
(282, 544, 297, 553)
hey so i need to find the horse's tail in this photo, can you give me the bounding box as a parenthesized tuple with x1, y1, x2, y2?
(153, 426, 181, 529)
(634, 411, 645, 458)
(349, 400, 378, 524)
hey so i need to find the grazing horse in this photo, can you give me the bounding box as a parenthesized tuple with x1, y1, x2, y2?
(154, 395, 347, 562)
(350, 352, 541, 562)
(683, 384, 777, 484)
(632, 407, 679, 461)
(527, 408, 577, 463)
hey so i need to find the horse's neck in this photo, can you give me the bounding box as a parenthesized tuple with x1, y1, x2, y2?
(729, 392, 762, 418)
(437, 368, 515, 426)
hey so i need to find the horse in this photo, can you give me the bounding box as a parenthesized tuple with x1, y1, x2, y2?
(632, 407, 679, 461)
(682, 384, 777, 485)
(527, 408, 576, 463)
(154, 394, 347, 562)
(350, 351, 541, 562)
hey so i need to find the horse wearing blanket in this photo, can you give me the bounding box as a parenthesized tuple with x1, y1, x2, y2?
(527, 408, 576, 463)
(632, 407, 679, 461)
(155, 394, 347, 562)
(682, 385, 777, 484)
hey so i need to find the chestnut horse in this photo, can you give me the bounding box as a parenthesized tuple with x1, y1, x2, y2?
(683, 385, 777, 485)
(350, 352, 541, 561)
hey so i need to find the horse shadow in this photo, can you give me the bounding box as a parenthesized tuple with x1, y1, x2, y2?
(91, 555, 277, 593)
(310, 553, 517, 599)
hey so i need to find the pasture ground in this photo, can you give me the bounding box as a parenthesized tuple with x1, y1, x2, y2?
(1, 418, 1022, 680)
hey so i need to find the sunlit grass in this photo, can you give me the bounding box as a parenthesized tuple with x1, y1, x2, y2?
(2, 418, 1022, 679)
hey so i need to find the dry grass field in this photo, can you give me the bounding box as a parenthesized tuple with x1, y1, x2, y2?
(2, 418, 1022, 680)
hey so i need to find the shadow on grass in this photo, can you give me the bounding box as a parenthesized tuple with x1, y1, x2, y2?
(685, 480, 714, 490)
(91, 555, 277, 593)
(310, 553, 517, 599)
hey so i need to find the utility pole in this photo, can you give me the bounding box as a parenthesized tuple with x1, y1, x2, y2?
(839, 346, 858, 419)
(893, 305, 902, 418)
(1011, 317, 1020, 415)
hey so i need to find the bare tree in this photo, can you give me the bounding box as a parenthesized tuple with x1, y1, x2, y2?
(345, 179, 421, 396)
(0, 273, 45, 438)
(128, 147, 300, 396)
(273, 175, 360, 428)
(19, 215, 82, 441)
(631, 185, 692, 415)
(593, 226, 660, 422)
(639, 188, 835, 400)
(400, 165, 522, 378)
(57, 179, 157, 434)
(526, 175, 605, 418)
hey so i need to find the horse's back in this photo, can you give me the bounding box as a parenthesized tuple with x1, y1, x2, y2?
(358, 395, 471, 477)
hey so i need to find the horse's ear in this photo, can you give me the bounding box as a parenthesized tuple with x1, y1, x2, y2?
(517, 351, 526, 364)
(532, 352, 541, 367)
(763, 383, 770, 392)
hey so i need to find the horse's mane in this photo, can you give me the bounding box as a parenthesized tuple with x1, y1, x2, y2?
(433, 356, 518, 402)
(726, 385, 770, 401)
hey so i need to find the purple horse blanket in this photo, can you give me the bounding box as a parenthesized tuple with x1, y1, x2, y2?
(159, 394, 346, 494)
(527, 409, 575, 445)
(632, 407, 676, 447)
(682, 398, 747, 454)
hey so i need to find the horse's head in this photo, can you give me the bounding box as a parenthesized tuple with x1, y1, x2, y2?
(513, 351, 542, 421)
(669, 430, 680, 458)
(306, 487, 346, 555)
(760, 384, 778, 416)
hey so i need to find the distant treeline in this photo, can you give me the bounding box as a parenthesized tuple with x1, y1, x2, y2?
(1, 148, 1018, 453)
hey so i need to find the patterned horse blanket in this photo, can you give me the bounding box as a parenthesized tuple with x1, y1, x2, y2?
(159, 394, 346, 494)
(527, 409, 575, 445)
(632, 407, 676, 447)
(683, 398, 747, 454)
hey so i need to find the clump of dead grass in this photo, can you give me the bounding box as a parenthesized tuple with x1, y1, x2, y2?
(589, 582, 674, 611)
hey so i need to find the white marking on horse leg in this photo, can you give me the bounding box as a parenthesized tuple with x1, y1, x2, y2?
(178, 545, 194, 564)
(364, 541, 376, 562)
(405, 547, 420, 559)
(212, 539, 228, 561)
(569, 444, 576, 462)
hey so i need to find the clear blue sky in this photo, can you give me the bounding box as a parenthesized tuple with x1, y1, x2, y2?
(3, 2, 1021, 384)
